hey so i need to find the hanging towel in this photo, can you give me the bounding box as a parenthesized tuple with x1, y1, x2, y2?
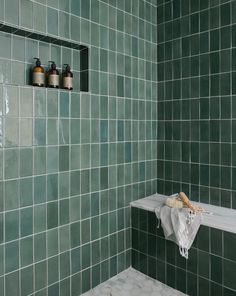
(155, 206, 202, 259)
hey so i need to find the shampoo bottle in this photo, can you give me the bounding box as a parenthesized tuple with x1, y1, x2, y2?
(32, 58, 45, 87)
(62, 64, 73, 90)
(47, 61, 59, 88)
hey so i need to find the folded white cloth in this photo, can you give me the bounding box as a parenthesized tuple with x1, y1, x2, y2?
(155, 206, 202, 259)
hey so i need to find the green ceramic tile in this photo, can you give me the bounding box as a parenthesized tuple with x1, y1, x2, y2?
(34, 89, 46, 117)
(48, 256, 59, 285)
(34, 147, 46, 175)
(47, 201, 58, 229)
(47, 8, 59, 36)
(20, 119, 33, 147)
(35, 261, 47, 290)
(20, 0, 33, 29)
(20, 237, 33, 267)
(20, 207, 33, 237)
(12, 36, 25, 62)
(5, 179, 19, 210)
(5, 271, 19, 296)
(224, 259, 236, 290)
(47, 119, 59, 145)
(34, 119, 46, 146)
(34, 232, 46, 262)
(47, 229, 59, 257)
(70, 222, 80, 248)
(59, 225, 70, 251)
(59, 11, 70, 39)
(33, 3, 47, 33)
(20, 148, 33, 177)
(34, 204, 46, 233)
(5, 0, 19, 25)
(5, 241, 19, 273)
(4, 149, 19, 179)
(47, 91, 58, 117)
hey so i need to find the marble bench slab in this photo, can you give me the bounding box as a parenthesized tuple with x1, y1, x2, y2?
(131, 193, 236, 234)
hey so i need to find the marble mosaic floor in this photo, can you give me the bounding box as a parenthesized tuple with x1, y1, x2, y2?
(82, 268, 187, 296)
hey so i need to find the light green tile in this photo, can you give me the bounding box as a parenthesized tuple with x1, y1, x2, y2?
(5, 0, 19, 25)
(4, 149, 19, 179)
(20, 0, 33, 29)
(33, 3, 47, 33)
(12, 36, 25, 62)
(47, 7, 59, 36)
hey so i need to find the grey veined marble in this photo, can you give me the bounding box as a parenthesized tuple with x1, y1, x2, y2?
(82, 268, 187, 296)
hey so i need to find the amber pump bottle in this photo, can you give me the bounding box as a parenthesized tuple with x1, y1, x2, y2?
(47, 61, 59, 88)
(62, 64, 73, 90)
(32, 58, 45, 87)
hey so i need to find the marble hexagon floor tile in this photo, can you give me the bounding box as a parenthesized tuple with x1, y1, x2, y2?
(82, 268, 187, 296)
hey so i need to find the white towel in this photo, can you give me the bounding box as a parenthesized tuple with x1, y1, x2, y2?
(155, 206, 202, 259)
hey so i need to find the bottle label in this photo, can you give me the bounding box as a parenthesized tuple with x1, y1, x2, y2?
(63, 77, 73, 89)
(33, 72, 44, 85)
(48, 74, 59, 87)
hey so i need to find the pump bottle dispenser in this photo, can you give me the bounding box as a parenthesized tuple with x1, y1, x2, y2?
(47, 61, 59, 88)
(62, 64, 73, 90)
(32, 58, 45, 87)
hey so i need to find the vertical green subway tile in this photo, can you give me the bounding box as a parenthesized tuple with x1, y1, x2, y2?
(4, 148, 19, 179)
(34, 89, 46, 117)
(33, 3, 47, 33)
(34, 176, 46, 204)
(21, 265, 34, 296)
(34, 232, 46, 262)
(20, 148, 33, 177)
(20, 207, 33, 237)
(34, 119, 46, 146)
(20, 237, 33, 267)
(47, 7, 59, 36)
(20, 0, 33, 29)
(47, 147, 59, 173)
(47, 201, 58, 229)
(47, 173, 59, 201)
(5, 0, 19, 25)
(60, 91, 70, 118)
(5, 210, 19, 241)
(59, 11, 70, 39)
(35, 261, 47, 291)
(34, 204, 46, 233)
(5, 271, 19, 296)
(5, 179, 19, 210)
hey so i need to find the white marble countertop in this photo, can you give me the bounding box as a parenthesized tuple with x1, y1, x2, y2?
(131, 193, 236, 234)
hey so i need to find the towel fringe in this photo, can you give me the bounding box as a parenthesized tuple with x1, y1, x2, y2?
(179, 247, 188, 259)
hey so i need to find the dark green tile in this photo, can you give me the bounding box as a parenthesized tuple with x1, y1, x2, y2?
(224, 259, 236, 290)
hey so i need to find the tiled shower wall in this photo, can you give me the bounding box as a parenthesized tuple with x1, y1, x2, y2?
(132, 207, 236, 296)
(0, 0, 158, 295)
(156, 0, 236, 209)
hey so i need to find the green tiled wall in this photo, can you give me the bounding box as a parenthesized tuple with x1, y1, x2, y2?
(132, 208, 236, 296)
(132, 207, 236, 296)
(0, 0, 158, 295)
(156, 0, 236, 209)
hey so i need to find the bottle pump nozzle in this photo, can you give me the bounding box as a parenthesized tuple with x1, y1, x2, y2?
(48, 61, 57, 70)
(34, 58, 41, 67)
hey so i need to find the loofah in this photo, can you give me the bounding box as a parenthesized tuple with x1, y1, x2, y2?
(165, 197, 184, 208)
(165, 192, 203, 213)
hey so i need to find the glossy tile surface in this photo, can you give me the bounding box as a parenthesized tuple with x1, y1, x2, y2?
(0, 0, 158, 295)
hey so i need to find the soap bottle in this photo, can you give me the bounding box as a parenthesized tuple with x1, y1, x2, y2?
(47, 61, 59, 88)
(62, 64, 73, 90)
(32, 58, 45, 87)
